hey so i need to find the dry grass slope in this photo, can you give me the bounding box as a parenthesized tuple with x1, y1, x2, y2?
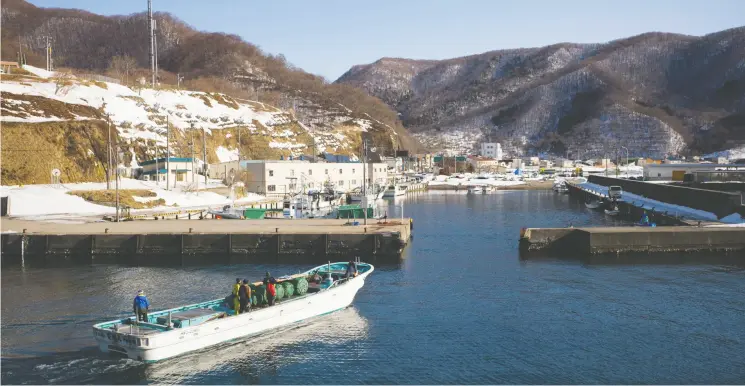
(1, 120, 112, 185)
(68, 189, 166, 209)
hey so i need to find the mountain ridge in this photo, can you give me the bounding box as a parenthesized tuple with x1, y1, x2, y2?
(336, 27, 745, 158)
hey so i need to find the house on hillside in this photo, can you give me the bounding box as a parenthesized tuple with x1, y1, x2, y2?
(140, 157, 195, 185)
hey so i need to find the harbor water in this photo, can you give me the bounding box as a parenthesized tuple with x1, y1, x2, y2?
(2, 190, 744, 384)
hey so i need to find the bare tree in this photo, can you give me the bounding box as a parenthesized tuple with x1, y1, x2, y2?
(108, 55, 137, 85)
(54, 71, 74, 95)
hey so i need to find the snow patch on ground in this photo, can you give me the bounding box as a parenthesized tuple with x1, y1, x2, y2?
(0, 178, 264, 218)
(22, 65, 55, 78)
(215, 146, 239, 162)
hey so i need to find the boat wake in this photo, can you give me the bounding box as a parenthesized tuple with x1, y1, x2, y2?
(1, 347, 144, 384)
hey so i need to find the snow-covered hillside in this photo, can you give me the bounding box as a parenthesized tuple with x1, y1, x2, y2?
(2, 66, 379, 156)
(1, 67, 397, 184)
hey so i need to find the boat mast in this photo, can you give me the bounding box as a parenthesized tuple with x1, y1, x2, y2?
(362, 140, 367, 196)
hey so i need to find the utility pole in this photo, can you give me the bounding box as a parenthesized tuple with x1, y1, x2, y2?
(45, 36, 50, 71)
(166, 114, 170, 190)
(153, 19, 159, 86)
(362, 140, 367, 225)
(189, 122, 195, 184)
(155, 142, 159, 185)
(202, 127, 208, 187)
(114, 131, 120, 222)
(147, 0, 155, 87)
(237, 126, 241, 162)
(106, 115, 112, 190)
(18, 35, 22, 66)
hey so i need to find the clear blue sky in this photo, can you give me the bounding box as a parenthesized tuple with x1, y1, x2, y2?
(29, 0, 745, 81)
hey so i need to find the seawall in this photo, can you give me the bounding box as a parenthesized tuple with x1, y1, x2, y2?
(520, 226, 745, 257)
(1, 218, 412, 266)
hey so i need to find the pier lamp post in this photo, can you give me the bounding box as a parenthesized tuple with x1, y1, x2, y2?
(620, 146, 629, 177)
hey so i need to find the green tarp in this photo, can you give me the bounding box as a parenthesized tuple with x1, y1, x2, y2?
(337, 204, 373, 219)
(243, 208, 266, 219)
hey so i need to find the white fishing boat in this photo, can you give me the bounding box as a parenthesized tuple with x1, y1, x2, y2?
(552, 180, 569, 193)
(585, 200, 602, 209)
(383, 183, 408, 197)
(208, 204, 243, 219)
(349, 186, 382, 203)
(467, 186, 484, 194)
(92, 262, 374, 362)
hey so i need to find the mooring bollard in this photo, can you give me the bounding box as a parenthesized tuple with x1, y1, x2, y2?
(23, 229, 27, 234)
(364, 227, 367, 233)
(275, 228, 279, 233)
(188, 213, 191, 220)
(105, 228, 109, 234)
(189, 228, 193, 233)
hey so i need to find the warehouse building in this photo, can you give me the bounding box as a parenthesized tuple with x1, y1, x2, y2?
(643, 163, 745, 181)
(211, 159, 389, 197)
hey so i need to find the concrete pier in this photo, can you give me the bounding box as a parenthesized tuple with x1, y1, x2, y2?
(1, 218, 412, 266)
(520, 226, 745, 257)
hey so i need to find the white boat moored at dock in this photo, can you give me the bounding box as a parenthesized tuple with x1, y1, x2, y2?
(92, 262, 374, 362)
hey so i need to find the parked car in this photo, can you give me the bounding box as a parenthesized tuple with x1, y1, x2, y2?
(608, 185, 623, 200)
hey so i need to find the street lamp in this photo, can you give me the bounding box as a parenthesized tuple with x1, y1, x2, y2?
(620, 146, 629, 177)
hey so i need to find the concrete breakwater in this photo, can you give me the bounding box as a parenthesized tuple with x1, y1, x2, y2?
(1, 219, 412, 266)
(520, 226, 745, 257)
(565, 182, 690, 226)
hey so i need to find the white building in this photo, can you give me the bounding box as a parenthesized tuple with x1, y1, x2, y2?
(238, 160, 389, 197)
(140, 157, 196, 185)
(643, 163, 744, 181)
(480, 143, 503, 160)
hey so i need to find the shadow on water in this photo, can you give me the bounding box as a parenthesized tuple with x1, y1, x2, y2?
(520, 251, 745, 267)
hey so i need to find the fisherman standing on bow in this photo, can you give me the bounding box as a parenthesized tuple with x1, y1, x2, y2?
(133, 290, 150, 323)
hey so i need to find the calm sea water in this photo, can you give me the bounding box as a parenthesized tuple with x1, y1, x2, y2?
(2, 190, 744, 384)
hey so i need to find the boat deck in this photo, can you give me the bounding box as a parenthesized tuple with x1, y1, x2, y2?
(115, 324, 162, 336)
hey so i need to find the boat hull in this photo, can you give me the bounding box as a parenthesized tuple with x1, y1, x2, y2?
(383, 186, 407, 197)
(94, 269, 371, 362)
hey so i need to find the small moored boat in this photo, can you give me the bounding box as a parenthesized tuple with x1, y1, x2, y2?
(92, 262, 374, 362)
(585, 200, 602, 209)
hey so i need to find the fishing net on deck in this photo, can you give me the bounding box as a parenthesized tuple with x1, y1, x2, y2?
(281, 281, 295, 297)
(275, 284, 285, 300)
(293, 277, 309, 295)
(251, 285, 266, 305)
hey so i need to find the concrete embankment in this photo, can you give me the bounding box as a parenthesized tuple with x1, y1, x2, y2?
(520, 226, 745, 257)
(587, 175, 745, 219)
(1, 218, 412, 266)
(565, 182, 690, 226)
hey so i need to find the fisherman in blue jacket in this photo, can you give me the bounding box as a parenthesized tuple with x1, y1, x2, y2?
(133, 290, 150, 322)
